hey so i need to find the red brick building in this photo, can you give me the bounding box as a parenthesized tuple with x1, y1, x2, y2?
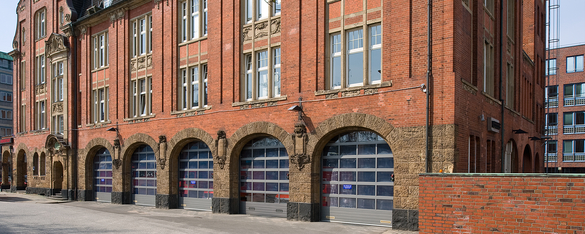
(4, 0, 545, 230)
(545, 44, 585, 173)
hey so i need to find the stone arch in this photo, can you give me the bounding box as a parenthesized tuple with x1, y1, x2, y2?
(504, 139, 519, 173)
(1, 149, 11, 188)
(167, 128, 215, 197)
(32, 152, 39, 176)
(308, 113, 395, 173)
(119, 133, 159, 197)
(522, 144, 533, 173)
(80, 138, 115, 193)
(14, 143, 29, 190)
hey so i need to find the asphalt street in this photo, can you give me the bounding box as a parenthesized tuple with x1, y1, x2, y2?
(0, 192, 418, 234)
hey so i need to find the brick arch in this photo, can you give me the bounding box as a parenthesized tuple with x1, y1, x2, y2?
(119, 133, 159, 194)
(14, 143, 30, 189)
(80, 138, 115, 191)
(307, 113, 396, 173)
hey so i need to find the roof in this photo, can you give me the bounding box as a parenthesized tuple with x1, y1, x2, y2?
(0, 52, 13, 61)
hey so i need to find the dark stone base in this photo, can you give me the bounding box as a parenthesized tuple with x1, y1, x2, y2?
(66, 189, 74, 200)
(169, 194, 179, 209)
(14, 186, 26, 191)
(10, 186, 16, 192)
(287, 202, 319, 222)
(212, 197, 239, 214)
(26, 187, 51, 196)
(1, 184, 10, 189)
(156, 194, 171, 209)
(111, 192, 131, 204)
(392, 209, 419, 231)
(78, 190, 93, 201)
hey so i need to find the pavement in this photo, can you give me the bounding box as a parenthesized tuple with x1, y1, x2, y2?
(0, 192, 418, 234)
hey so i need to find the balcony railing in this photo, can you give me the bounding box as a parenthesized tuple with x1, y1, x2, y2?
(563, 153, 585, 162)
(546, 98, 558, 108)
(545, 126, 558, 135)
(546, 153, 557, 162)
(563, 125, 585, 134)
(564, 96, 585, 106)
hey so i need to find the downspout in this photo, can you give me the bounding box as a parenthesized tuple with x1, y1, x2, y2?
(499, 0, 505, 173)
(70, 24, 78, 200)
(425, 0, 432, 173)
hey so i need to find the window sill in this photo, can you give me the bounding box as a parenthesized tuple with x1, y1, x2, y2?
(123, 114, 156, 123)
(35, 35, 47, 42)
(85, 120, 112, 128)
(232, 96, 288, 108)
(178, 36, 208, 46)
(171, 106, 212, 117)
(461, 79, 478, 95)
(481, 92, 501, 105)
(91, 66, 109, 73)
(30, 129, 49, 135)
(315, 81, 392, 98)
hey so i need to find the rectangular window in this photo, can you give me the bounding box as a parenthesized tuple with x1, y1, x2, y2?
(257, 50, 269, 99)
(273, 48, 281, 97)
(52, 61, 64, 102)
(546, 113, 558, 126)
(246, 0, 280, 24)
(256, 0, 270, 20)
(20, 105, 25, 132)
(37, 55, 45, 84)
(243, 48, 281, 101)
(52, 115, 64, 135)
(567, 55, 584, 73)
(181, 0, 207, 41)
(202, 64, 208, 106)
(20, 61, 25, 89)
(330, 33, 342, 89)
(37, 10, 46, 39)
(564, 83, 585, 106)
(484, 0, 494, 15)
(245, 54, 253, 100)
(347, 29, 364, 87)
(546, 59, 557, 75)
(506, 63, 514, 108)
(563, 139, 585, 162)
(131, 15, 152, 58)
(563, 112, 585, 134)
(369, 25, 382, 84)
(191, 67, 199, 108)
(92, 32, 109, 69)
(483, 41, 494, 96)
(178, 63, 208, 110)
(507, 0, 515, 39)
(37, 101, 45, 130)
(131, 78, 152, 117)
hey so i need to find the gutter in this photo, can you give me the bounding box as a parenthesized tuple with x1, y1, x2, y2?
(425, 0, 432, 173)
(499, 0, 505, 172)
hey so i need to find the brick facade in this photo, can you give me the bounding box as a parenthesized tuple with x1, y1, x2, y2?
(419, 174, 585, 233)
(5, 0, 545, 230)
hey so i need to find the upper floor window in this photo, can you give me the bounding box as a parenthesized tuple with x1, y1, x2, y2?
(0, 91, 13, 103)
(132, 15, 152, 57)
(93, 87, 109, 123)
(52, 61, 64, 102)
(545, 85, 558, 108)
(243, 47, 281, 101)
(546, 113, 557, 126)
(130, 77, 152, 117)
(546, 59, 557, 76)
(563, 112, 585, 134)
(483, 41, 495, 96)
(566, 55, 584, 73)
(0, 73, 12, 85)
(179, 64, 208, 110)
(330, 25, 382, 90)
(93, 32, 108, 69)
(36, 100, 46, 130)
(36, 9, 46, 39)
(245, 0, 281, 24)
(563, 139, 585, 162)
(36, 55, 45, 85)
(564, 83, 585, 106)
(506, 0, 515, 39)
(180, 0, 207, 42)
(484, 0, 494, 15)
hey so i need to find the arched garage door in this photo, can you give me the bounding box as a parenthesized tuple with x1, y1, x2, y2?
(179, 141, 213, 210)
(132, 145, 157, 206)
(240, 137, 289, 217)
(94, 148, 112, 202)
(321, 131, 394, 226)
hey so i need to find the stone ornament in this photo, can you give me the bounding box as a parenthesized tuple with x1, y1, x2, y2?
(215, 130, 227, 169)
(158, 135, 167, 169)
(290, 122, 310, 170)
(46, 34, 69, 57)
(52, 103, 63, 114)
(270, 18, 281, 34)
(112, 159, 122, 169)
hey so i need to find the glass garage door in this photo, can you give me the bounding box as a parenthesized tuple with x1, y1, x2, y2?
(132, 145, 157, 206)
(240, 137, 289, 218)
(179, 141, 213, 210)
(94, 148, 112, 202)
(321, 131, 394, 227)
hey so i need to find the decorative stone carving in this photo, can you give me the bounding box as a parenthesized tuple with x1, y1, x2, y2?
(137, 57, 146, 70)
(113, 138, 121, 149)
(109, 8, 126, 24)
(46, 34, 69, 57)
(35, 83, 46, 95)
(342, 90, 360, 97)
(112, 159, 122, 169)
(158, 135, 167, 143)
(147, 55, 153, 67)
(158, 135, 167, 169)
(270, 18, 281, 34)
(12, 41, 18, 50)
(130, 61, 137, 71)
(52, 102, 63, 113)
(65, 14, 71, 23)
(77, 25, 87, 39)
(242, 26, 252, 42)
(290, 123, 309, 170)
(364, 88, 378, 95)
(326, 93, 338, 99)
(255, 21, 269, 39)
(215, 131, 227, 169)
(462, 81, 477, 95)
(251, 103, 264, 108)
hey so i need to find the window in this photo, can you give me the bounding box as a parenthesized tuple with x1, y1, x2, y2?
(52, 61, 64, 102)
(506, 63, 514, 108)
(507, 0, 515, 39)
(563, 140, 585, 162)
(179, 64, 208, 110)
(546, 113, 558, 126)
(0, 127, 12, 137)
(563, 112, 585, 134)
(93, 87, 109, 123)
(52, 115, 64, 135)
(21, 27, 26, 46)
(36, 9, 46, 39)
(131, 14, 152, 57)
(60, 8, 64, 26)
(483, 41, 495, 96)
(329, 25, 382, 89)
(20, 61, 25, 89)
(131, 77, 152, 117)
(0, 73, 13, 85)
(243, 48, 281, 101)
(484, 0, 494, 15)
(180, 0, 207, 42)
(36, 55, 45, 84)
(92, 32, 108, 69)
(0, 109, 12, 120)
(564, 83, 585, 106)
(546, 59, 557, 75)
(0, 92, 12, 102)
(19, 105, 25, 132)
(245, 0, 280, 24)
(566, 55, 584, 73)
(546, 141, 557, 162)
(36, 101, 46, 130)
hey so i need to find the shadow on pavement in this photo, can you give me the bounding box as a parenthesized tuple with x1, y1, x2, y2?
(0, 196, 31, 202)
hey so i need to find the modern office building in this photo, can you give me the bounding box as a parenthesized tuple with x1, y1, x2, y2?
(5, 0, 545, 230)
(545, 44, 585, 173)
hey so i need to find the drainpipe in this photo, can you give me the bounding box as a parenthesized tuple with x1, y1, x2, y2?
(425, 0, 432, 173)
(499, 0, 505, 173)
(70, 25, 78, 200)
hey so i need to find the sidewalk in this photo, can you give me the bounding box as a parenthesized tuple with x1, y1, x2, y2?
(0, 192, 418, 234)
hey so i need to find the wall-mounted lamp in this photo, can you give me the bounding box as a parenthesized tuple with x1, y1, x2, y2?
(288, 97, 304, 121)
(512, 129, 527, 134)
(529, 136, 541, 141)
(106, 127, 119, 133)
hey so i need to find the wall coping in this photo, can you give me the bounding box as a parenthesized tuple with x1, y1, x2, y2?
(420, 173, 585, 178)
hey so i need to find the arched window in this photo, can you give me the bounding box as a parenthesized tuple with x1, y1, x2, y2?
(32, 153, 39, 176)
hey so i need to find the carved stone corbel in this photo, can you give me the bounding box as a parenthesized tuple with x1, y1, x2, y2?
(112, 159, 122, 169)
(290, 122, 310, 170)
(158, 135, 167, 169)
(215, 131, 227, 169)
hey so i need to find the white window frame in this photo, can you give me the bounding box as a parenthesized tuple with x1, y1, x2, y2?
(272, 47, 281, 97)
(369, 24, 382, 84)
(92, 31, 109, 69)
(567, 55, 584, 73)
(243, 47, 281, 101)
(546, 59, 557, 76)
(245, 0, 280, 24)
(256, 50, 269, 99)
(179, 63, 208, 110)
(52, 61, 64, 102)
(131, 77, 152, 117)
(37, 10, 46, 39)
(131, 14, 152, 58)
(181, 0, 208, 42)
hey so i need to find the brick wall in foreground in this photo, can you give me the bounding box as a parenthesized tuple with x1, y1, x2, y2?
(419, 174, 585, 233)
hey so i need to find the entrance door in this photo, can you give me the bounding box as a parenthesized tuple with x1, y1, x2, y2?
(131, 145, 157, 206)
(321, 131, 394, 227)
(178, 141, 213, 210)
(94, 148, 113, 202)
(53, 162, 64, 193)
(240, 137, 289, 218)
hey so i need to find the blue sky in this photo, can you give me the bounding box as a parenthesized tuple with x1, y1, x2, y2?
(0, 1, 583, 52)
